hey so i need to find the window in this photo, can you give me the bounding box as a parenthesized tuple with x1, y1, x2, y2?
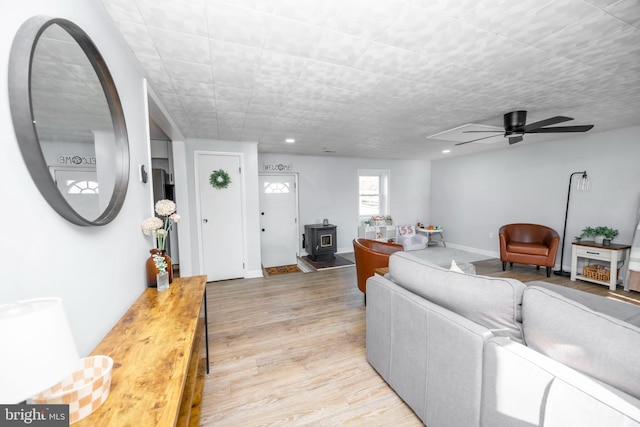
(263, 182, 290, 194)
(66, 180, 99, 194)
(358, 169, 389, 218)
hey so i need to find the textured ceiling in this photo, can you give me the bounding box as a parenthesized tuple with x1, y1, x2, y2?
(102, 0, 640, 160)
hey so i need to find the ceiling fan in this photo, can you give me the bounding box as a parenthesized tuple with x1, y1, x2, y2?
(456, 111, 594, 146)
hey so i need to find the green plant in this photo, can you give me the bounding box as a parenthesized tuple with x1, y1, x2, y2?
(575, 226, 618, 241)
(153, 253, 167, 273)
(600, 227, 619, 240)
(575, 226, 596, 241)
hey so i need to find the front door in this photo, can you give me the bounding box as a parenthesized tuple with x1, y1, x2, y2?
(259, 173, 298, 268)
(196, 153, 244, 281)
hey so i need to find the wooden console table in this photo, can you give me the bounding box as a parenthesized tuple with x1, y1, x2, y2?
(571, 242, 631, 290)
(75, 275, 207, 427)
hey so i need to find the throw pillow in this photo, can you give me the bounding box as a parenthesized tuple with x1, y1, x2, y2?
(450, 259, 465, 273)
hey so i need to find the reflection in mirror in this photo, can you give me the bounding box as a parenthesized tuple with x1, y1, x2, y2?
(9, 17, 129, 226)
(31, 24, 115, 221)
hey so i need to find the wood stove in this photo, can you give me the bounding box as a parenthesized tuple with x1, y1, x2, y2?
(304, 224, 337, 261)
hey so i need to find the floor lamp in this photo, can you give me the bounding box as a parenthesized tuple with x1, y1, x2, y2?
(554, 170, 589, 277)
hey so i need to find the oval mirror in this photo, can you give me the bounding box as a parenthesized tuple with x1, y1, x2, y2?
(9, 16, 129, 226)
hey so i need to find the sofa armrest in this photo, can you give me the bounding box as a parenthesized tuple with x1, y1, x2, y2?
(483, 337, 640, 427)
(366, 274, 494, 427)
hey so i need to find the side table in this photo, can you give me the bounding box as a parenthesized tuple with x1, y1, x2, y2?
(570, 242, 631, 290)
(416, 227, 446, 247)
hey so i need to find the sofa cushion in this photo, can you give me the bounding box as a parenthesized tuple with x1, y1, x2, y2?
(389, 252, 526, 342)
(526, 281, 640, 327)
(523, 286, 640, 400)
(507, 241, 549, 256)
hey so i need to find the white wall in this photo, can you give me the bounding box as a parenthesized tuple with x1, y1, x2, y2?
(1, 0, 154, 355)
(182, 139, 262, 277)
(258, 154, 431, 253)
(431, 126, 640, 269)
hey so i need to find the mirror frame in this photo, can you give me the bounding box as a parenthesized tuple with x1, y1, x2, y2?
(9, 16, 130, 226)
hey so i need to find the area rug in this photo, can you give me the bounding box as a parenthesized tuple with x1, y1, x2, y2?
(264, 264, 302, 276)
(339, 246, 494, 267)
(301, 255, 355, 271)
(409, 246, 494, 266)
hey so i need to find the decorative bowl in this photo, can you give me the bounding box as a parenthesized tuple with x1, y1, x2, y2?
(28, 355, 113, 424)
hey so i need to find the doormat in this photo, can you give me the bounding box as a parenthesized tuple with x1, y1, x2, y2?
(301, 255, 355, 271)
(264, 264, 302, 276)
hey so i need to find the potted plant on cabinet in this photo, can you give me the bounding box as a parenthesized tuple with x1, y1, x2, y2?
(600, 227, 619, 246)
(575, 226, 618, 246)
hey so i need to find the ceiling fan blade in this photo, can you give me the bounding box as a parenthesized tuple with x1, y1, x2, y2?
(508, 136, 523, 145)
(523, 116, 573, 131)
(455, 134, 501, 146)
(526, 125, 594, 133)
(462, 130, 503, 133)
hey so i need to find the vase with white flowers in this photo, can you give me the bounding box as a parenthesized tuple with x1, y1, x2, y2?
(141, 200, 181, 287)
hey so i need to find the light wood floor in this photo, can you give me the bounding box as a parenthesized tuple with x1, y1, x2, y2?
(199, 258, 640, 426)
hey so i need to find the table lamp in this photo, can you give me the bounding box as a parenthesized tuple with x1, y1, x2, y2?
(0, 297, 80, 403)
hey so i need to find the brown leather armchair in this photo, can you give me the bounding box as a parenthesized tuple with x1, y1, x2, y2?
(499, 223, 560, 277)
(353, 238, 403, 296)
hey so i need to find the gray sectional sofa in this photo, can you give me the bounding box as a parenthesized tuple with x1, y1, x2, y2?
(366, 251, 640, 427)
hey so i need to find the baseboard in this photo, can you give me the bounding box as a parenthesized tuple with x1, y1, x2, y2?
(244, 269, 264, 278)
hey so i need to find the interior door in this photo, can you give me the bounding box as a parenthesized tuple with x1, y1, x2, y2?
(259, 173, 298, 268)
(197, 153, 244, 281)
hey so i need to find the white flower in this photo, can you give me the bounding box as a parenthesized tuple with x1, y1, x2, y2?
(141, 217, 163, 235)
(155, 199, 176, 216)
(153, 253, 167, 273)
(141, 200, 179, 250)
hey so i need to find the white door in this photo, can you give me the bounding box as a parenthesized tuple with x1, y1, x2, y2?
(259, 173, 298, 268)
(53, 168, 100, 221)
(197, 153, 244, 281)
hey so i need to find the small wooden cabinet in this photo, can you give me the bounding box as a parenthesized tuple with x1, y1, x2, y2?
(571, 242, 631, 290)
(75, 275, 207, 427)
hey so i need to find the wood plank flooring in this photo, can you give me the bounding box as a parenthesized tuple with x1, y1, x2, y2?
(199, 258, 640, 426)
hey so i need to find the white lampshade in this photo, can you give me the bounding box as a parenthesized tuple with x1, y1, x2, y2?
(0, 297, 80, 403)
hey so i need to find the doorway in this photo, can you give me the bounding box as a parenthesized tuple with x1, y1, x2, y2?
(259, 173, 299, 268)
(196, 152, 245, 281)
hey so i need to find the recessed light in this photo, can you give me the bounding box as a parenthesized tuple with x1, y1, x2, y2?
(285, 138, 295, 143)
(442, 149, 451, 154)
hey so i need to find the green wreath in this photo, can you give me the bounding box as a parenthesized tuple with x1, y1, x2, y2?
(209, 169, 231, 189)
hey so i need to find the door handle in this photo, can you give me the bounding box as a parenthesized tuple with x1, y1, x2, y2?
(203, 218, 208, 223)
(262, 228, 265, 232)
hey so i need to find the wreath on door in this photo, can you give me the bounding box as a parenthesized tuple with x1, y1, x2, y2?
(209, 169, 231, 189)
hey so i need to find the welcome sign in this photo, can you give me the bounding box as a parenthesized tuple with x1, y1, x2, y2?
(263, 163, 292, 172)
(58, 155, 96, 166)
